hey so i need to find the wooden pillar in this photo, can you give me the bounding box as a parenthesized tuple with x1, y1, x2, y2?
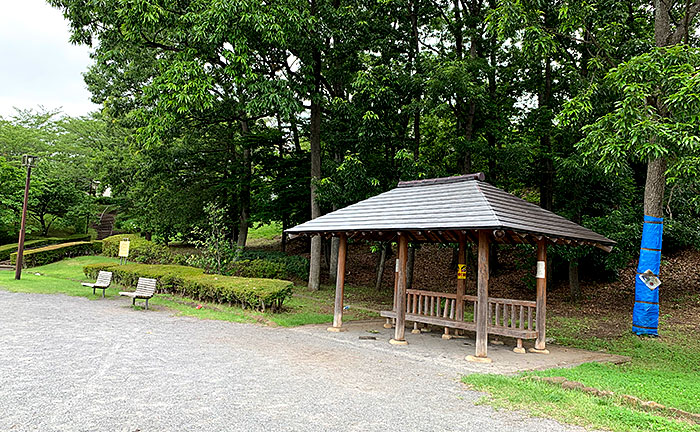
(390, 234, 409, 345)
(456, 232, 467, 321)
(531, 239, 549, 353)
(468, 230, 492, 362)
(327, 234, 347, 332)
(385, 246, 400, 329)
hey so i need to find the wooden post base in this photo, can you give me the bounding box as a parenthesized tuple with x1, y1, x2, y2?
(466, 355, 493, 363)
(383, 319, 392, 329)
(513, 347, 526, 354)
(528, 347, 550, 354)
(411, 329, 421, 334)
(442, 334, 453, 340)
(389, 338, 408, 345)
(327, 326, 346, 333)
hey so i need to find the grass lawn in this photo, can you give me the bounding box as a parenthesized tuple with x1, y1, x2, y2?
(463, 315, 700, 432)
(0, 256, 378, 327)
(248, 222, 282, 239)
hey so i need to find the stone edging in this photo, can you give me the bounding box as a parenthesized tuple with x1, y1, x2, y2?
(525, 376, 700, 425)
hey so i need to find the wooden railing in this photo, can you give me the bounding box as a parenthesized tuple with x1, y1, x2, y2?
(380, 289, 538, 340)
(406, 289, 457, 320)
(464, 295, 537, 339)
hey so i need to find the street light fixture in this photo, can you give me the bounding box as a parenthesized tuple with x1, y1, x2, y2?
(15, 155, 38, 280)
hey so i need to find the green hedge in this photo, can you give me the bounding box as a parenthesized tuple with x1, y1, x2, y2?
(0, 234, 92, 261)
(83, 263, 293, 311)
(229, 250, 309, 281)
(11, 241, 103, 267)
(101, 234, 173, 264)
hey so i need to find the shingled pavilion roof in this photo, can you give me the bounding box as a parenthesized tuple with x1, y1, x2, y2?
(287, 173, 615, 250)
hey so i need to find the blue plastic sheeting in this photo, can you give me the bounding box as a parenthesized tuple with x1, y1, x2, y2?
(632, 215, 663, 335)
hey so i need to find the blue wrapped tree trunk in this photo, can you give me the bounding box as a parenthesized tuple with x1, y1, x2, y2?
(632, 215, 663, 335)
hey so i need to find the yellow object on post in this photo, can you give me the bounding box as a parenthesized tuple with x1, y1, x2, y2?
(457, 264, 467, 280)
(118, 239, 130, 264)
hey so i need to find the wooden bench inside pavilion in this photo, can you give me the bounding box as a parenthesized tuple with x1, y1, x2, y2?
(287, 173, 615, 362)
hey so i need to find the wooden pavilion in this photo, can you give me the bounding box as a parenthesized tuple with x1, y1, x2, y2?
(287, 174, 615, 362)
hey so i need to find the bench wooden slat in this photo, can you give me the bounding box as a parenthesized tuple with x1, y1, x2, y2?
(119, 277, 157, 309)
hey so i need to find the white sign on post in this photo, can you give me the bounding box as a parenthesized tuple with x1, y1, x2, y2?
(536, 261, 546, 279)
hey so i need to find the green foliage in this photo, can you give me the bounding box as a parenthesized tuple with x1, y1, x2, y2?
(229, 250, 309, 281)
(0, 109, 109, 238)
(583, 209, 644, 277)
(102, 234, 173, 264)
(185, 204, 239, 274)
(0, 234, 92, 261)
(83, 262, 293, 311)
(11, 241, 103, 267)
(46, 0, 700, 287)
(563, 46, 700, 179)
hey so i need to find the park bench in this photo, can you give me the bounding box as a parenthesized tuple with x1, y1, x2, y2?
(119, 277, 157, 310)
(82, 271, 113, 298)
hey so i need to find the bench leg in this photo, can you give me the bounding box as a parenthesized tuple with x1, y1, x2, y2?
(101, 289, 105, 299)
(93, 287, 96, 295)
(145, 299, 149, 310)
(132, 298, 135, 307)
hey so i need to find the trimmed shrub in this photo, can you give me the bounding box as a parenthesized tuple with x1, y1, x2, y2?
(0, 234, 92, 261)
(102, 234, 173, 264)
(11, 241, 103, 267)
(228, 250, 309, 281)
(84, 262, 293, 311)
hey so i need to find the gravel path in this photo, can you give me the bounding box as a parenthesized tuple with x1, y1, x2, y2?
(0, 290, 590, 432)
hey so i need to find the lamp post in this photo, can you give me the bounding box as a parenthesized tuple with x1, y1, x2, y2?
(15, 155, 38, 280)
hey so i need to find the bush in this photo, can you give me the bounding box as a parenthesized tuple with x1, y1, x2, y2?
(83, 262, 293, 311)
(11, 241, 103, 267)
(0, 234, 93, 261)
(102, 234, 173, 264)
(228, 250, 309, 281)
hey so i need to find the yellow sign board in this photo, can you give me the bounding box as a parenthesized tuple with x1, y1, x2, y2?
(457, 264, 467, 280)
(118, 239, 130, 258)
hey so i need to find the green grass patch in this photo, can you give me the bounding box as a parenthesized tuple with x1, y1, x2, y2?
(0, 269, 119, 299)
(0, 256, 375, 327)
(464, 374, 700, 432)
(29, 255, 119, 280)
(463, 315, 700, 431)
(248, 222, 282, 240)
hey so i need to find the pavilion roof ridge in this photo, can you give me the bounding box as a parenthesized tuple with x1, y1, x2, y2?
(397, 172, 485, 188)
(474, 181, 500, 226)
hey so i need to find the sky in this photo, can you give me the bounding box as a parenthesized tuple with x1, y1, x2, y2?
(0, 0, 99, 118)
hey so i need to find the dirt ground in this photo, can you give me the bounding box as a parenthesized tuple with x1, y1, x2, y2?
(284, 238, 700, 339)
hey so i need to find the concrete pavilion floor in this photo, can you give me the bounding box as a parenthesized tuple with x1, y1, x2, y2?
(294, 319, 630, 375)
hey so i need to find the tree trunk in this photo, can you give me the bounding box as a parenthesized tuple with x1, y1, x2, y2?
(406, 245, 416, 289)
(489, 243, 498, 276)
(375, 242, 389, 291)
(308, 32, 323, 291)
(237, 119, 251, 249)
(410, 0, 420, 161)
(644, 157, 667, 217)
(329, 236, 339, 284)
(569, 259, 581, 301)
(539, 58, 554, 212)
(281, 216, 288, 252)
